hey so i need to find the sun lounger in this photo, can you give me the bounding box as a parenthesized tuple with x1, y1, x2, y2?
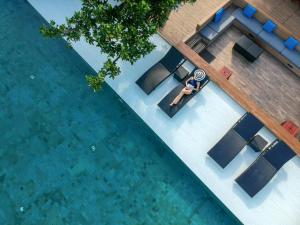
(136, 47, 185, 95)
(208, 112, 263, 168)
(158, 71, 209, 118)
(235, 140, 296, 197)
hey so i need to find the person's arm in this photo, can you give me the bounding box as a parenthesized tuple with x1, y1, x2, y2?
(185, 77, 192, 86)
(195, 82, 201, 92)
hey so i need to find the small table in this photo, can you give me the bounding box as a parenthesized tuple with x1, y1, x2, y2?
(281, 120, 299, 137)
(174, 66, 190, 82)
(219, 66, 233, 80)
(249, 135, 268, 152)
(233, 35, 263, 62)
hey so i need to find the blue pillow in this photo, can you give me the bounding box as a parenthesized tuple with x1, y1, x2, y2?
(284, 37, 299, 50)
(243, 4, 257, 18)
(214, 7, 225, 23)
(262, 20, 276, 33)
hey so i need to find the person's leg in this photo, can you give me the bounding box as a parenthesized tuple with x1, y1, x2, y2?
(170, 88, 192, 106)
(171, 91, 185, 106)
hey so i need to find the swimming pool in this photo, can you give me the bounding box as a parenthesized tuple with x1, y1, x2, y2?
(0, 1, 241, 224)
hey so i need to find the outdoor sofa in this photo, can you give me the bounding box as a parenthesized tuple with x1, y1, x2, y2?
(196, 0, 300, 76)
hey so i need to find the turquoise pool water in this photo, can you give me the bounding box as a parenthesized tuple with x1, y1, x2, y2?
(0, 1, 242, 224)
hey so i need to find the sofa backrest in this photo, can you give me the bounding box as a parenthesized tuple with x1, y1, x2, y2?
(233, 0, 300, 52)
(196, 0, 300, 52)
(196, 0, 232, 31)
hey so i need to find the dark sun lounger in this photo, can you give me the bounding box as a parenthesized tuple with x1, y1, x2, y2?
(136, 47, 185, 95)
(208, 112, 263, 168)
(236, 140, 296, 197)
(158, 71, 210, 118)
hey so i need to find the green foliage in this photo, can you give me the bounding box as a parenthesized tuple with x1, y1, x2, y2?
(41, 0, 195, 91)
(86, 58, 121, 91)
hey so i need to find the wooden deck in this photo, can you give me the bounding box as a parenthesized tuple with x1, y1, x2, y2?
(207, 26, 300, 128)
(159, 0, 300, 154)
(160, 0, 300, 44)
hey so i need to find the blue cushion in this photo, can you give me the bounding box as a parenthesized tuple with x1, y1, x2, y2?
(209, 8, 235, 33)
(281, 48, 300, 69)
(214, 7, 225, 23)
(243, 4, 257, 18)
(262, 20, 277, 33)
(258, 30, 285, 52)
(233, 8, 263, 35)
(284, 37, 299, 50)
(199, 26, 218, 41)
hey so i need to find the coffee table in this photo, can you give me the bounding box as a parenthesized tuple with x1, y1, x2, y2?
(233, 35, 263, 62)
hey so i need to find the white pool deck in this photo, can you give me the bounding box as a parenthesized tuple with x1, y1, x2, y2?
(27, 1, 300, 225)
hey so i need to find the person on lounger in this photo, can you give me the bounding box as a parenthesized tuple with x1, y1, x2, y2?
(170, 69, 206, 106)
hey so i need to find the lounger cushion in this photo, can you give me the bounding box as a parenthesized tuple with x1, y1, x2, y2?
(136, 63, 170, 95)
(262, 20, 276, 33)
(136, 47, 184, 95)
(208, 129, 247, 168)
(158, 83, 196, 118)
(258, 30, 285, 52)
(233, 113, 263, 141)
(214, 7, 225, 23)
(209, 8, 236, 33)
(199, 26, 218, 41)
(263, 141, 296, 170)
(236, 157, 277, 197)
(243, 4, 257, 18)
(284, 37, 299, 50)
(233, 8, 263, 35)
(158, 75, 209, 118)
(236, 140, 296, 197)
(160, 47, 184, 72)
(281, 48, 300, 69)
(208, 112, 263, 168)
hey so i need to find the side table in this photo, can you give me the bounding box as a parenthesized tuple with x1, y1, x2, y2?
(249, 135, 268, 152)
(174, 66, 190, 82)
